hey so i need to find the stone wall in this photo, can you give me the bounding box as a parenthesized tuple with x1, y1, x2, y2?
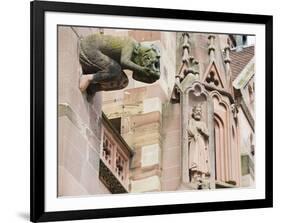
(161, 102, 181, 191)
(103, 83, 166, 193)
(102, 30, 177, 193)
(238, 107, 255, 187)
(58, 26, 109, 196)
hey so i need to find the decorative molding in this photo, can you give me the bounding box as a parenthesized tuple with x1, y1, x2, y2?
(202, 61, 225, 89)
(180, 81, 216, 189)
(215, 181, 236, 188)
(223, 45, 234, 93)
(208, 35, 216, 61)
(99, 160, 128, 193)
(102, 112, 134, 157)
(176, 32, 200, 84)
(181, 32, 190, 63)
(203, 83, 235, 104)
(170, 84, 181, 104)
(224, 46, 231, 65)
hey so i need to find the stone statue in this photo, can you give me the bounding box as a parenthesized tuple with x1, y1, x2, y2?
(78, 34, 161, 93)
(187, 104, 210, 188)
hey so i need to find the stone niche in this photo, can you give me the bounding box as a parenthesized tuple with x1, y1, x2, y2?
(180, 81, 215, 189)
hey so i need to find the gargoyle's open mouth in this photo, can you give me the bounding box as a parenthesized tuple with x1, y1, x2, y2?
(147, 60, 160, 72)
(154, 60, 160, 71)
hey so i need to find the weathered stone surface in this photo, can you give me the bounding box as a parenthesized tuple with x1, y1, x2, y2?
(130, 168, 161, 181)
(141, 144, 160, 168)
(79, 34, 161, 92)
(162, 130, 180, 148)
(143, 97, 162, 114)
(162, 165, 181, 181)
(79, 162, 101, 194)
(161, 98, 182, 190)
(58, 116, 88, 181)
(131, 176, 161, 193)
(130, 147, 142, 169)
(128, 30, 161, 42)
(88, 146, 100, 171)
(58, 26, 90, 126)
(99, 160, 128, 193)
(187, 104, 210, 183)
(58, 166, 88, 196)
(180, 82, 215, 188)
(162, 146, 181, 168)
(162, 177, 181, 191)
(58, 26, 109, 196)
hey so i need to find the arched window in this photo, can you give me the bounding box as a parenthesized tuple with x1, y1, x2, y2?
(214, 114, 225, 181)
(212, 93, 239, 186)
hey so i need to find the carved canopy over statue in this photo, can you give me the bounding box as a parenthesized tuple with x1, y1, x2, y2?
(78, 34, 161, 93)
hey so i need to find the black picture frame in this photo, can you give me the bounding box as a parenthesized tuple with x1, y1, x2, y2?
(30, 0, 273, 222)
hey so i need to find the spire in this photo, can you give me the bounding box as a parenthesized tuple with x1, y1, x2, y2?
(224, 44, 233, 93)
(182, 32, 190, 63)
(176, 33, 200, 83)
(203, 34, 227, 89)
(224, 45, 231, 74)
(208, 35, 216, 62)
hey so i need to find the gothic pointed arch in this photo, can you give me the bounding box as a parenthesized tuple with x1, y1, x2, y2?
(211, 91, 238, 186)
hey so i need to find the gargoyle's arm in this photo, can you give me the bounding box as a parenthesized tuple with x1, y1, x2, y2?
(120, 42, 143, 72)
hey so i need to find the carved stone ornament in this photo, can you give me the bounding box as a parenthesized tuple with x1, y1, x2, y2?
(78, 34, 161, 93)
(181, 82, 215, 190)
(99, 160, 127, 194)
(187, 104, 210, 186)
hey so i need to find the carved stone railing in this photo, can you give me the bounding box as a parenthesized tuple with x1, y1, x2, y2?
(99, 113, 133, 193)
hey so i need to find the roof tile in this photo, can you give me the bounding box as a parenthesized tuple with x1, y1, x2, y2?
(229, 45, 255, 80)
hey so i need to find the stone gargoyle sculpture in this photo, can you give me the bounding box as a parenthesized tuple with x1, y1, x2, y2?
(78, 34, 161, 93)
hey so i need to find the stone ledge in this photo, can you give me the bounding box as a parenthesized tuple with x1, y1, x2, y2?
(130, 175, 161, 193)
(130, 168, 161, 181)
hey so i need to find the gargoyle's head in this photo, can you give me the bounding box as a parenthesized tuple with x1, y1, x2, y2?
(132, 42, 161, 83)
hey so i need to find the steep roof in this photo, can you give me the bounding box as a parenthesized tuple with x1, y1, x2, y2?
(229, 45, 255, 80)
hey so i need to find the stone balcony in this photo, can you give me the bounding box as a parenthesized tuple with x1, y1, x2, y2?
(99, 113, 133, 193)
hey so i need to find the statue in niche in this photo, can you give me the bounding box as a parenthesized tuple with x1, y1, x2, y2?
(187, 104, 210, 188)
(78, 34, 161, 93)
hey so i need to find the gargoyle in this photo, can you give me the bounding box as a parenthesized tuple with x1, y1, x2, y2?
(78, 34, 161, 93)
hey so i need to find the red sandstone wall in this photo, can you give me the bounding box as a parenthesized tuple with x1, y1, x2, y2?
(58, 26, 110, 196)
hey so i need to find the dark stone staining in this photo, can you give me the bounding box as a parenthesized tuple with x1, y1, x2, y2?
(99, 160, 127, 194)
(206, 71, 219, 86)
